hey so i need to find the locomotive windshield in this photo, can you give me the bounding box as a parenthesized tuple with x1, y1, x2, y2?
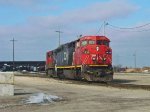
(96, 40, 102, 45)
(103, 40, 109, 46)
(81, 40, 88, 46)
(81, 40, 95, 46)
(89, 40, 95, 44)
(81, 40, 109, 46)
(96, 40, 109, 47)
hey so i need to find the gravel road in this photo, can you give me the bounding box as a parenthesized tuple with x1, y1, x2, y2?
(0, 75, 150, 112)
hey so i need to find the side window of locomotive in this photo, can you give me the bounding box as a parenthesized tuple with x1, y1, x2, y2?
(103, 41, 109, 47)
(81, 40, 88, 46)
(96, 40, 102, 45)
(89, 40, 95, 45)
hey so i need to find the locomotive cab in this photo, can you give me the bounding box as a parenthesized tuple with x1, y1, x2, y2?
(74, 36, 113, 81)
(74, 36, 112, 66)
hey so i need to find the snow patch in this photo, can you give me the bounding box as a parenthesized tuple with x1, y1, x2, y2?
(25, 93, 62, 104)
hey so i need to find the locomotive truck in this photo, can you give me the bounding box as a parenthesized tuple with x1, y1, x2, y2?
(46, 35, 113, 82)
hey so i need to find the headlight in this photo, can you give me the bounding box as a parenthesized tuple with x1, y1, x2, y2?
(96, 46, 99, 51)
(106, 51, 112, 54)
(92, 57, 96, 61)
(84, 49, 90, 54)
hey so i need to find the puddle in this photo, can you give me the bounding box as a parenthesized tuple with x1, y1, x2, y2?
(25, 93, 62, 104)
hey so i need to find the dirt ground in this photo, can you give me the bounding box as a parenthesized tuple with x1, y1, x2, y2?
(114, 73, 150, 85)
(0, 74, 150, 112)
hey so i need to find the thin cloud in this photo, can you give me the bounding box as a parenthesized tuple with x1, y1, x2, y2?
(0, 0, 139, 39)
(63, 0, 139, 23)
(0, 0, 66, 7)
(0, 0, 36, 6)
(27, 0, 139, 29)
(0, 0, 61, 12)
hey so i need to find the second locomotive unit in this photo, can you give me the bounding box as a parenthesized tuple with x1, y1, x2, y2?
(46, 35, 113, 82)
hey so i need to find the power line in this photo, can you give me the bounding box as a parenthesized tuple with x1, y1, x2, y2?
(96, 23, 103, 35)
(107, 22, 150, 32)
(108, 26, 150, 32)
(108, 22, 150, 29)
(103, 21, 107, 36)
(96, 21, 109, 35)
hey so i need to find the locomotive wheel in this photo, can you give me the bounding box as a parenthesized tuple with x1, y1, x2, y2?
(57, 69, 65, 79)
(47, 69, 53, 77)
(74, 68, 82, 80)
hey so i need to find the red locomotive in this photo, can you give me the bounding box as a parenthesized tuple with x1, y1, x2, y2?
(46, 36, 113, 82)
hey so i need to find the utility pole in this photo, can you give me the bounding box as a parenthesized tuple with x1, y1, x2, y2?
(55, 30, 63, 46)
(10, 38, 17, 72)
(133, 51, 136, 68)
(116, 54, 121, 72)
(116, 54, 120, 66)
(103, 21, 108, 36)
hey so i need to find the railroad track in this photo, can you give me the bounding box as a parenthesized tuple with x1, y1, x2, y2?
(15, 72, 150, 91)
(66, 80, 150, 91)
(99, 82, 150, 91)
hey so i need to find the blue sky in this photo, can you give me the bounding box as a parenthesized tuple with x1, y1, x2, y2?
(0, 0, 150, 67)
